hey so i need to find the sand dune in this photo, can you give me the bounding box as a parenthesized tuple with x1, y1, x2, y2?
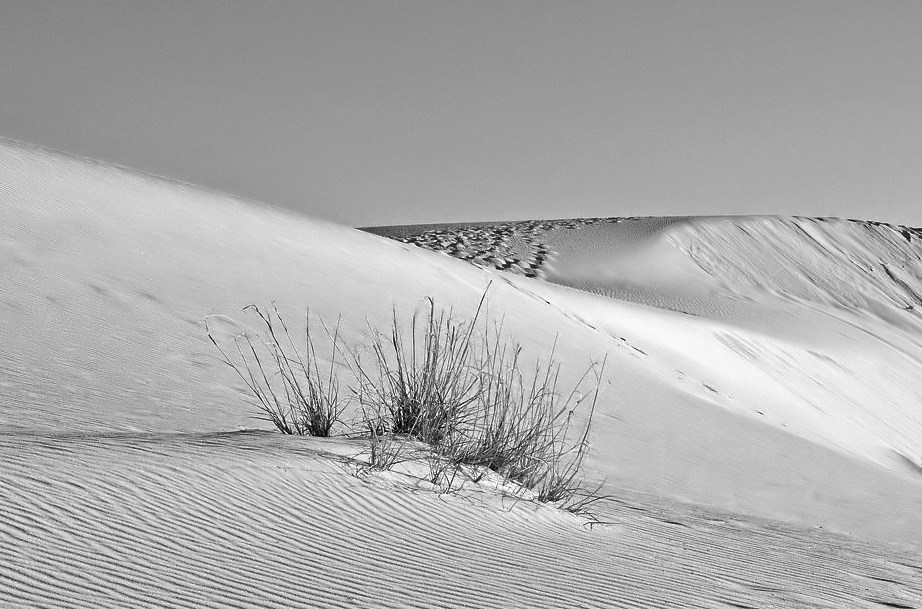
(2, 431, 921, 608)
(365, 214, 922, 319)
(3, 137, 922, 607)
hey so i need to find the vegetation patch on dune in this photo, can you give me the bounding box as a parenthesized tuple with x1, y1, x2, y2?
(206, 289, 608, 514)
(207, 304, 348, 437)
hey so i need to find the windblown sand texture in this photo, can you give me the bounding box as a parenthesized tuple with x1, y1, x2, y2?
(3, 137, 922, 607)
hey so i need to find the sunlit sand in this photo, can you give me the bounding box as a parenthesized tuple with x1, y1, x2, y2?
(2, 138, 921, 608)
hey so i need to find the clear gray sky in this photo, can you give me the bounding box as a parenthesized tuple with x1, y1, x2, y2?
(2, 1, 921, 226)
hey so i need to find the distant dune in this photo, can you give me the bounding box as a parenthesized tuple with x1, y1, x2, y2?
(364, 215, 922, 316)
(3, 137, 922, 608)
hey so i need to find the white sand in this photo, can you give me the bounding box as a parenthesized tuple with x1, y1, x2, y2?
(2, 138, 921, 607)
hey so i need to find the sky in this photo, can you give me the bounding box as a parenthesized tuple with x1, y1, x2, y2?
(1, 1, 921, 227)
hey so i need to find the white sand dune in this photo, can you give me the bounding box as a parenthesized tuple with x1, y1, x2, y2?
(3, 138, 922, 607)
(3, 431, 921, 608)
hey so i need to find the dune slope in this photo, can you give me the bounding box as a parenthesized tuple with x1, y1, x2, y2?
(3, 430, 921, 609)
(3, 138, 922, 607)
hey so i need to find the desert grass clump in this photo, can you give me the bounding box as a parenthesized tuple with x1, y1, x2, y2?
(348, 290, 608, 510)
(456, 338, 606, 496)
(432, 330, 608, 511)
(206, 304, 348, 437)
(350, 293, 488, 447)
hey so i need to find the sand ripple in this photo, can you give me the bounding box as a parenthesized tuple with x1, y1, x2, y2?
(2, 432, 919, 609)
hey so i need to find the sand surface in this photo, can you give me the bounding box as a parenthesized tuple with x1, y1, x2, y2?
(3, 138, 922, 607)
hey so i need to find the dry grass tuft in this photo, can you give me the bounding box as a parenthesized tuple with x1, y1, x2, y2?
(205, 304, 348, 437)
(207, 289, 609, 513)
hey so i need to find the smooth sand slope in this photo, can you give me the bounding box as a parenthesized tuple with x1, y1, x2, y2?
(2, 138, 921, 607)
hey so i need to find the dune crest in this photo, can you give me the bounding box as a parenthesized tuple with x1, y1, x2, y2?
(668, 215, 922, 313)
